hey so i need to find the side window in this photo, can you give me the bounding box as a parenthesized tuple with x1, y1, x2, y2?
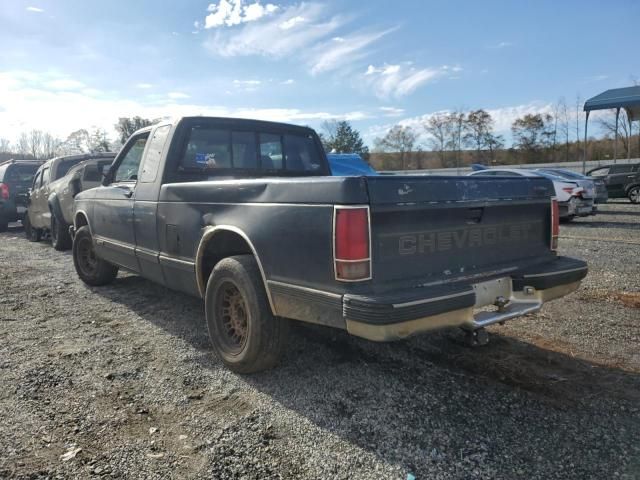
(114, 135, 149, 182)
(609, 165, 632, 174)
(179, 127, 231, 170)
(283, 134, 322, 172)
(259, 134, 283, 170)
(41, 167, 50, 186)
(589, 167, 609, 177)
(140, 125, 170, 183)
(32, 170, 42, 189)
(232, 131, 258, 169)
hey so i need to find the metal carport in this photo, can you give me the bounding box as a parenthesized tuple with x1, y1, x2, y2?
(583, 86, 640, 172)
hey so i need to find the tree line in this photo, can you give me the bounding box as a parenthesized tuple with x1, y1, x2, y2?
(0, 117, 155, 162)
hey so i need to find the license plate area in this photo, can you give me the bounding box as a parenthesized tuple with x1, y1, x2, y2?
(472, 277, 512, 307)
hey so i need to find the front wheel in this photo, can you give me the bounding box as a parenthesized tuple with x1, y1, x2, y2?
(72, 226, 119, 286)
(51, 212, 72, 251)
(628, 186, 640, 204)
(205, 255, 288, 374)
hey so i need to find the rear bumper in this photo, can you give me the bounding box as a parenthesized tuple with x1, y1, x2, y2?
(560, 198, 594, 218)
(343, 256, 587, 341)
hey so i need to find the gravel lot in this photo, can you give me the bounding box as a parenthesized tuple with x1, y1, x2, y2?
(1, 202, 639, 480)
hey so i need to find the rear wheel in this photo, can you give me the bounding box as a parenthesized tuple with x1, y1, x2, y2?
(51, 212, 72, 251)
(205, 255, 288, 373)
(0, 217, 7, 233)
(628, 186, 640, 204)
(72, 226, 118, 286)
(24, 213, 41, 242)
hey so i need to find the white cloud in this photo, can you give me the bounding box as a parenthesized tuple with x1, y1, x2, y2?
(204, 0, 278, 28)
(279, 15, 305, 30)
(167, 92, 190, 99)
(233, 79, 261, 85)
(488, 41, 513, 49)
(310, 29, 394, 75)
(379, 106, 404, 117)
(45, 78, 85, 91)
(363, 63, 459, 99)
(0, 70, 369, 142)
(281, 79, 295, 85)
(204, 3, 342, 58)
(136, 83, 153, 89)
(26, 6, 44, 13)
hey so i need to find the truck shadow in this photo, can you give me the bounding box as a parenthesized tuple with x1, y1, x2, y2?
(93, 275, 640, 478)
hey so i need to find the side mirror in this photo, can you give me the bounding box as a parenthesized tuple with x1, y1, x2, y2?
(101, 165, 112, 186)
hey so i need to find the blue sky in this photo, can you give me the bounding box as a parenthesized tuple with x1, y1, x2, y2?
(0, 0, 638, 146)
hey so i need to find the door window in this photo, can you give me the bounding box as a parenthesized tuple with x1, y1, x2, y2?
(41, 167, 50, 186)
(114, 135, 149, 182)
(32, 170, 42, 189)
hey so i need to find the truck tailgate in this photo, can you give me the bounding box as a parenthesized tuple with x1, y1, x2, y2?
(365, 176, 555, 285)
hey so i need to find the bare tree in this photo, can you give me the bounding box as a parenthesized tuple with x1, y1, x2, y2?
(557, 98, 570, 161)
(575, 94, 582, 160)
(41, 133, 61, 159)
(423, 113, 450, 166)
(28, 130, 44, 159)
(599, 109, 632, 159)
(0, 138, 10, 153)
(17, 133, 30, 159)
(373, 125, 417, 170)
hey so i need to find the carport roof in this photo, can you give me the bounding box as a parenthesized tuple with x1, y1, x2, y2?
(584, 86, 640, 121)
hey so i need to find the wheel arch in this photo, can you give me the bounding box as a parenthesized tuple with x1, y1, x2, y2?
(195, 226, 275, 314)
(74, 210, 91, 234)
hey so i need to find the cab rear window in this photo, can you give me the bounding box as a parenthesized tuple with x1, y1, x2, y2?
(178, 126, 323, 174)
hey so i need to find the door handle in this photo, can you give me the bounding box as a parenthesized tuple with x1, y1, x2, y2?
(124, 190, 134, 198)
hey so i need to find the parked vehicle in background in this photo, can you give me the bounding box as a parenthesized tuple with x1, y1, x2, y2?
(537, 168, 608, 204)
(0, 159, 43, 232)
(586, 163, 640, 203)
(26, 153, 115, 249)
(468, 168, 593, 219)
(70, 116, 587, 373)
(327, 153, 378, 176)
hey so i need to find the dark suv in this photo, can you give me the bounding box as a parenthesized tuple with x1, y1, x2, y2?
(0, 159, 43, 231)
(587, 163, 640, 203)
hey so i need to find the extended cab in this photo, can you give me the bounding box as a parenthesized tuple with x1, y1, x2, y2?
(71, 117, 588, 373)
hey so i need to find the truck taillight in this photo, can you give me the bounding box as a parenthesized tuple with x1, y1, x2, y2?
(0, 183, 8, 200)
(334, 206, 371, 281)
(550, 197, 559, 251)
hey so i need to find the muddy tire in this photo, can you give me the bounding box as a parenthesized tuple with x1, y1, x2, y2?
(24, 213, 41, 242)
(628, 186, 640, 204)
(72, 226, 118, 286)
(205, 255, 288, 374)
(51, 212, 72, 251)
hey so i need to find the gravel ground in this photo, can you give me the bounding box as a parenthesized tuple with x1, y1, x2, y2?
(1, 202, 639, 480)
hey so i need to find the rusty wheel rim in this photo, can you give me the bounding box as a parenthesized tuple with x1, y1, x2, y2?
(217, 281, 248, 354)
(77, 237, 98, 277)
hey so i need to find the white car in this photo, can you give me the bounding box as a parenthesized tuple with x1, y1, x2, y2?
(468, 168, 594, 220)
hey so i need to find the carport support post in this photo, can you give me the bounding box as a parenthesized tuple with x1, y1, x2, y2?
(582, 111, 590, 174)
(614, 107, 620, 163)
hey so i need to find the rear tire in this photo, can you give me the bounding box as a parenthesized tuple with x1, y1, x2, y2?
(205, 255, 288, 374)
(0, 217, 7, 233)
(72, 226, 118, 286)
(51, 212, 72, 251)
(24, 213, 41, 242)
(628, 186, 640, 204)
